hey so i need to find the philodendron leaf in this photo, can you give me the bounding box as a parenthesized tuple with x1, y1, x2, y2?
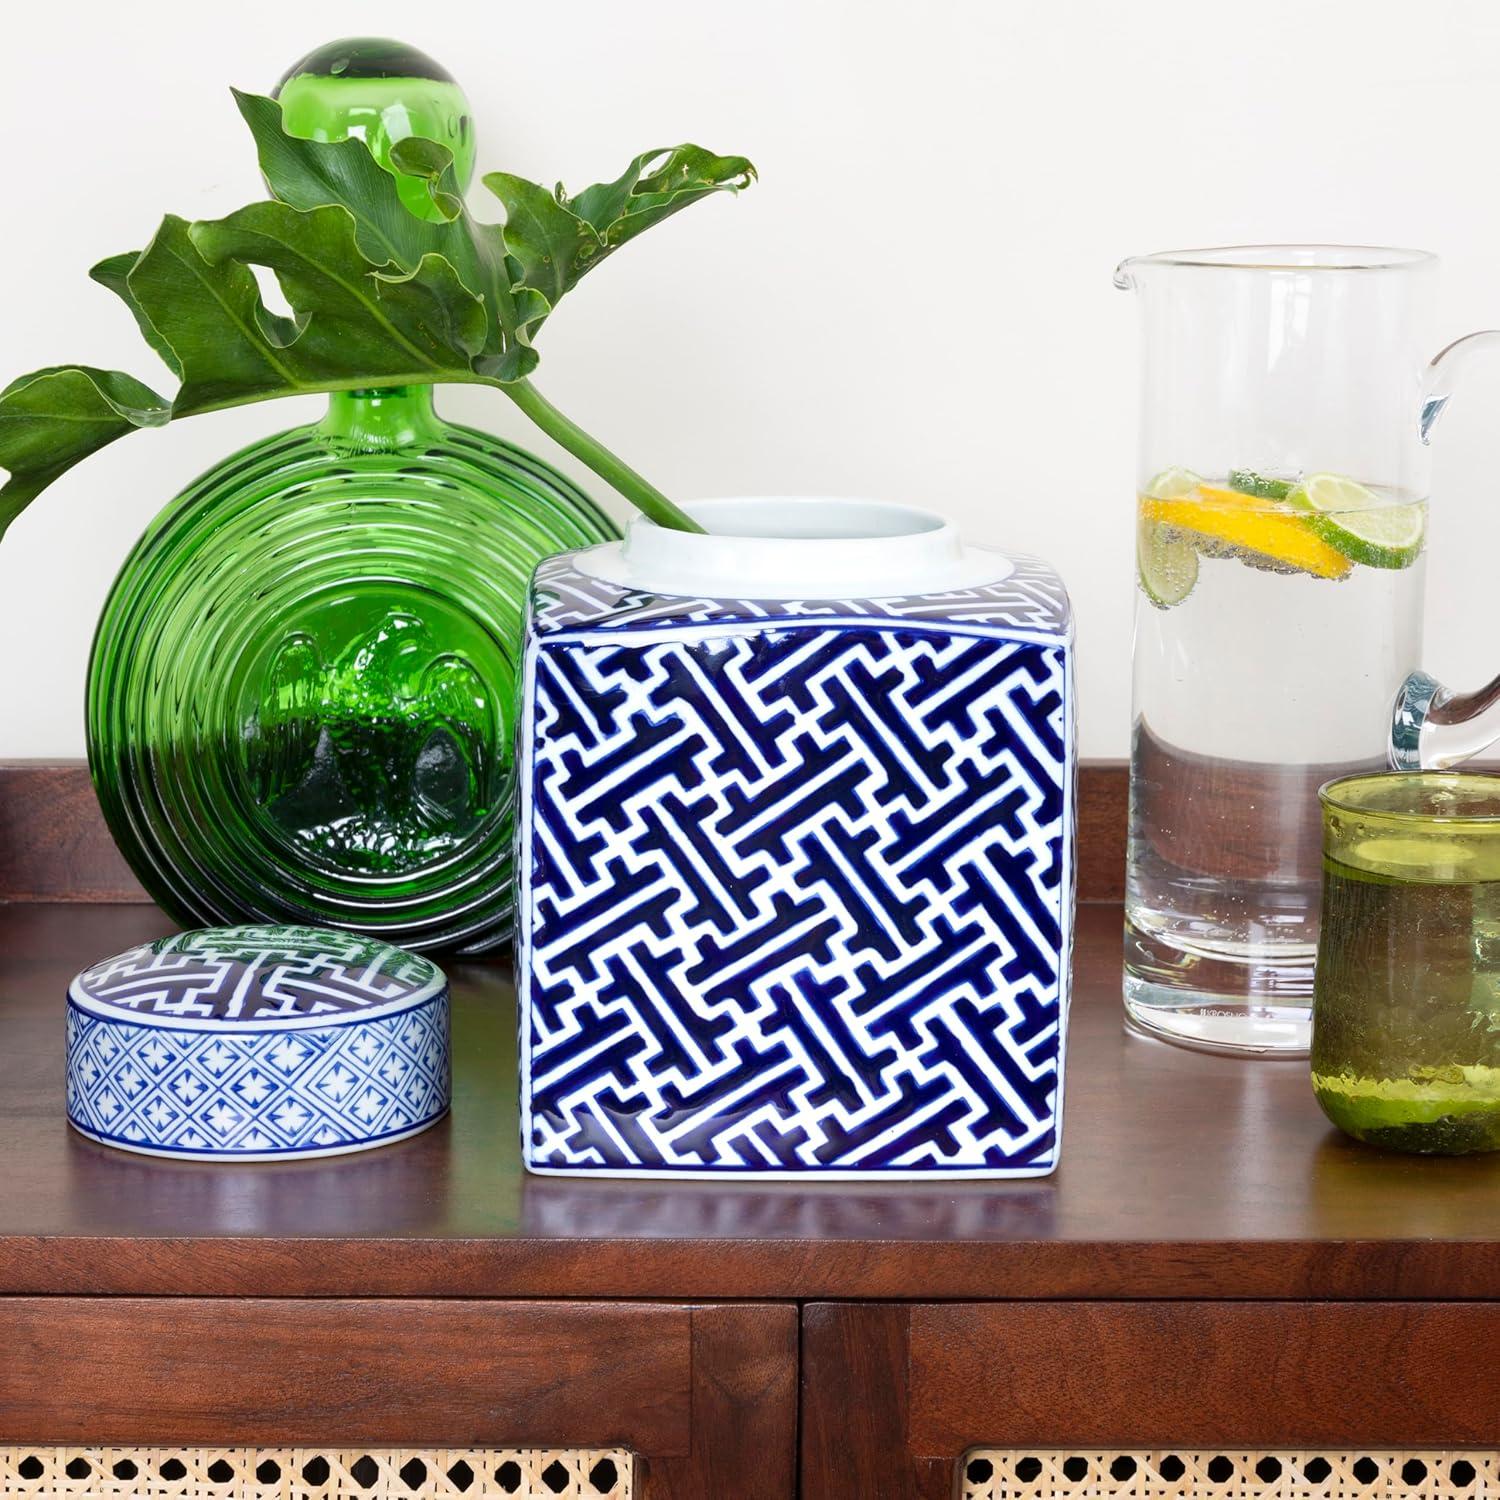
(384, 137, 465, 222)
(485, 145, 755, 318)
(93, 204, 493, 416)
(0, 366, 168, 538)
(241, 93, 544, 372)
(94, 215, 294, 414)
(234, 90, 440, 268)
(0, 88, 754, 537)
(91, 251, 183, 379)
(187, 202, 492, 407)
(385, 136, 548, 378)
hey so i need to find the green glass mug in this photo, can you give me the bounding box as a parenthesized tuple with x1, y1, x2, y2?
(1313, 771, 1500, 1154)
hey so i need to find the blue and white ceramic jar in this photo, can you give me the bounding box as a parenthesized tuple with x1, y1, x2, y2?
(516, 498, 1074, 1178)
(67, 925, 450, 1160)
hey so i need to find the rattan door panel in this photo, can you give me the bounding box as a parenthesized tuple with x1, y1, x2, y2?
(958, 1450, 1496, 1499)
(802, 1303, 1500, 1500)
(0, 1447, 632, 1499)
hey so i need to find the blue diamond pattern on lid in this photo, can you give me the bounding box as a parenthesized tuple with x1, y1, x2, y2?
(67, 926, 450, 1161)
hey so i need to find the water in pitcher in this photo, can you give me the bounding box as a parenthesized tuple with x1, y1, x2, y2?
(1125, 467, 1427, 1053)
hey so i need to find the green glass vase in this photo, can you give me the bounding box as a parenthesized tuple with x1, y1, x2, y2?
(88, 385, 615, 951)
(86, 38, 618, 953)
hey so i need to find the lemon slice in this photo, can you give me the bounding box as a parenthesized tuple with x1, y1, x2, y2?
(1287, 472, 1426, 570)
(1139, 488, 1352, 580)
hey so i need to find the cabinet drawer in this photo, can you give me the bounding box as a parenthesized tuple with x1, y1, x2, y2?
(803, 1302, 1500, 1500)
(0, 1298, 796, 1500)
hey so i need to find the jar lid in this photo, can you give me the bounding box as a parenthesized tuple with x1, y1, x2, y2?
(66, 926, 450, 1160)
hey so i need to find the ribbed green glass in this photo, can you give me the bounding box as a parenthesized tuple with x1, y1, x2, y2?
(87, 386, 616, 952)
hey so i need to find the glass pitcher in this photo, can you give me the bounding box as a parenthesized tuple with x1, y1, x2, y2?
(1114, 244, 1462, 1056)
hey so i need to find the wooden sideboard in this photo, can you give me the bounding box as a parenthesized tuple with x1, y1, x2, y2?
(4, 763, 1500, 1500)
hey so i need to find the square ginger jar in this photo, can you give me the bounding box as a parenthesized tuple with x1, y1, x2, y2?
(516, 498, 1074, 1178)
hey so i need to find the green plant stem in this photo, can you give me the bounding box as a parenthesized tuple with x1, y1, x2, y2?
(504, 378, 704, 534)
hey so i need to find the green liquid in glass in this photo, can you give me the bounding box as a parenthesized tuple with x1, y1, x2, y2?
(1312, 773, 1500, 1154)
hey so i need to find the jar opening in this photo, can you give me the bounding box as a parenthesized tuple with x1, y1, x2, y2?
(668, 497, 945, 541)
(579, 496, 1012, 600)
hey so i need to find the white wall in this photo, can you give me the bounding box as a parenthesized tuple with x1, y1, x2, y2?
(4, 0, 1500, 759)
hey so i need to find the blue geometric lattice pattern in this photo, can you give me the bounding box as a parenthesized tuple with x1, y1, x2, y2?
(529, 553, 1070, 640)
(519, 564, 1073, 1177)
(73, 924, 443, 1022)
(66, 994, 450, 1157)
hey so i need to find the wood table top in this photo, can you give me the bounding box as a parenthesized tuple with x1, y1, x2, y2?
(2, 899, 1497, 1301)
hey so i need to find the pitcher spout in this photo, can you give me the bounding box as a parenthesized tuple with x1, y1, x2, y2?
(1391, 669, 1500, 770)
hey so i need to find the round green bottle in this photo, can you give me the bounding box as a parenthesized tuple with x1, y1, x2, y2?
(87, 41, 618, 952)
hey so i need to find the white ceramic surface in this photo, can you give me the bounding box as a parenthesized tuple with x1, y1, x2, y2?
(575, 496, 1014, 599)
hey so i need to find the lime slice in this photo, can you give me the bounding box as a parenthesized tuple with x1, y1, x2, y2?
(1228, 468, 1295, 501)
(1137, 510, 1198, 608)
(1287, 472, 1426, 569)
(1143, 466, 1203, 500)
(1350, 835, 1476, 883)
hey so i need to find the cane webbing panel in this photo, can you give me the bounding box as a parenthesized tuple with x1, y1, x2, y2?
(961, 1451, 1494, 1498)
(0, 1448, 632, 1498)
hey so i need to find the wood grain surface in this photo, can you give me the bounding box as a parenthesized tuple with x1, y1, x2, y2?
(0, 1299, 797, 1500)
(0, 763, 145, 902)
(0, 1299, 693, 1449)
(648, 1304, 798, 1500)
(802, 1301, 1500, 1500)
(801, 1303, 951, 1500)
(0, 760, 1127, 903)
(4, 899, 1500, 1301)
(907, 1301, 1500, 1450)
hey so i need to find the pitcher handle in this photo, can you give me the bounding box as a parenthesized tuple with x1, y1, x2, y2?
(1419, 329, 1500, 442)
(1391, 332, 1500, 769)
